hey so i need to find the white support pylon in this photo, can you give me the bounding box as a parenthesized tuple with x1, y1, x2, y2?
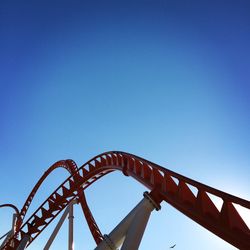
(68, 202, 74, 250)
(120, 197, 153, 250)
(43, 200, 77, 250)
(95, 191, 161, 250)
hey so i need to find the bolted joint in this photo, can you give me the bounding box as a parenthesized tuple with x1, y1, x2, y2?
(143, 191, 161, 211)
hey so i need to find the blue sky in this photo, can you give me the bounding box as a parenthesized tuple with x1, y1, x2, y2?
(0, 1, 250, 249)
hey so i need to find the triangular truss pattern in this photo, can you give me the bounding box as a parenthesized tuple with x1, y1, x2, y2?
(0, 151, 249, 250)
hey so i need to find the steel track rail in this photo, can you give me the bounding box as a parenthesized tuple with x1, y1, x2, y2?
(2, 151, 250, 250)
(16, 160, 103, 244)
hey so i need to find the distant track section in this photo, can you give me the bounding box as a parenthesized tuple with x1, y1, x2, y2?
(1, 151, 250, 250)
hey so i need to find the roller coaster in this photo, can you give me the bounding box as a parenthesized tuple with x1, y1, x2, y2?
(0, 151, 249, 249)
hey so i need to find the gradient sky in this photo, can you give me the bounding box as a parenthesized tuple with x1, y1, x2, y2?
(0, 1, 250, 249)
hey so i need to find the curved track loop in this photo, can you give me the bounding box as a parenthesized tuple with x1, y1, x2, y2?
(18, 160, 76, 223)
(0, 204, 19, 216)
(2, 151, 250, 250)
(16, 160, 103, 244)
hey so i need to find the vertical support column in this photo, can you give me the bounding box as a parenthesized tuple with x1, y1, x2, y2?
(43, 200, 76, 250)
(0, 213, 18, 248)
(10, 213, 18, 247)
(12, 213, 18, 234)
(16, 235, 31, 250)
(68, 202, 74, 250)
(43, 206, 70, 250)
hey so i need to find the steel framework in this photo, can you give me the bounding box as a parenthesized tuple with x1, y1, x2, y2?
(0, 151, 249, 249)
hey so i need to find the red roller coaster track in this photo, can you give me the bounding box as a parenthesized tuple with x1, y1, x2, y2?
(1, 151, 250, 249)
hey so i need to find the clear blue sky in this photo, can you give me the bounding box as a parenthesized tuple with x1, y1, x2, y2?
(0, 1, 250, 249)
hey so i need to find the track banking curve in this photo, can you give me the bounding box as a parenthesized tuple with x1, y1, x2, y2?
(2, 151, 250, 250)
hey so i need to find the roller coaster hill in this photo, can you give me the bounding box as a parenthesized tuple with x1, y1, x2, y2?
(0, 151, 249, 249)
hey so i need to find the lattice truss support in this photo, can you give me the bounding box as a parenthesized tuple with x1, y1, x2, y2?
(0, 151, 250, 250)
(15, 200, 76, 250)
(5, 192, 160, 250)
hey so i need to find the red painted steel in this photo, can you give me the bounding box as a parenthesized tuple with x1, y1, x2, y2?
(0, 204, 19, 216)
(1, 151, 250, 250)
(16, 160, 103, 244)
